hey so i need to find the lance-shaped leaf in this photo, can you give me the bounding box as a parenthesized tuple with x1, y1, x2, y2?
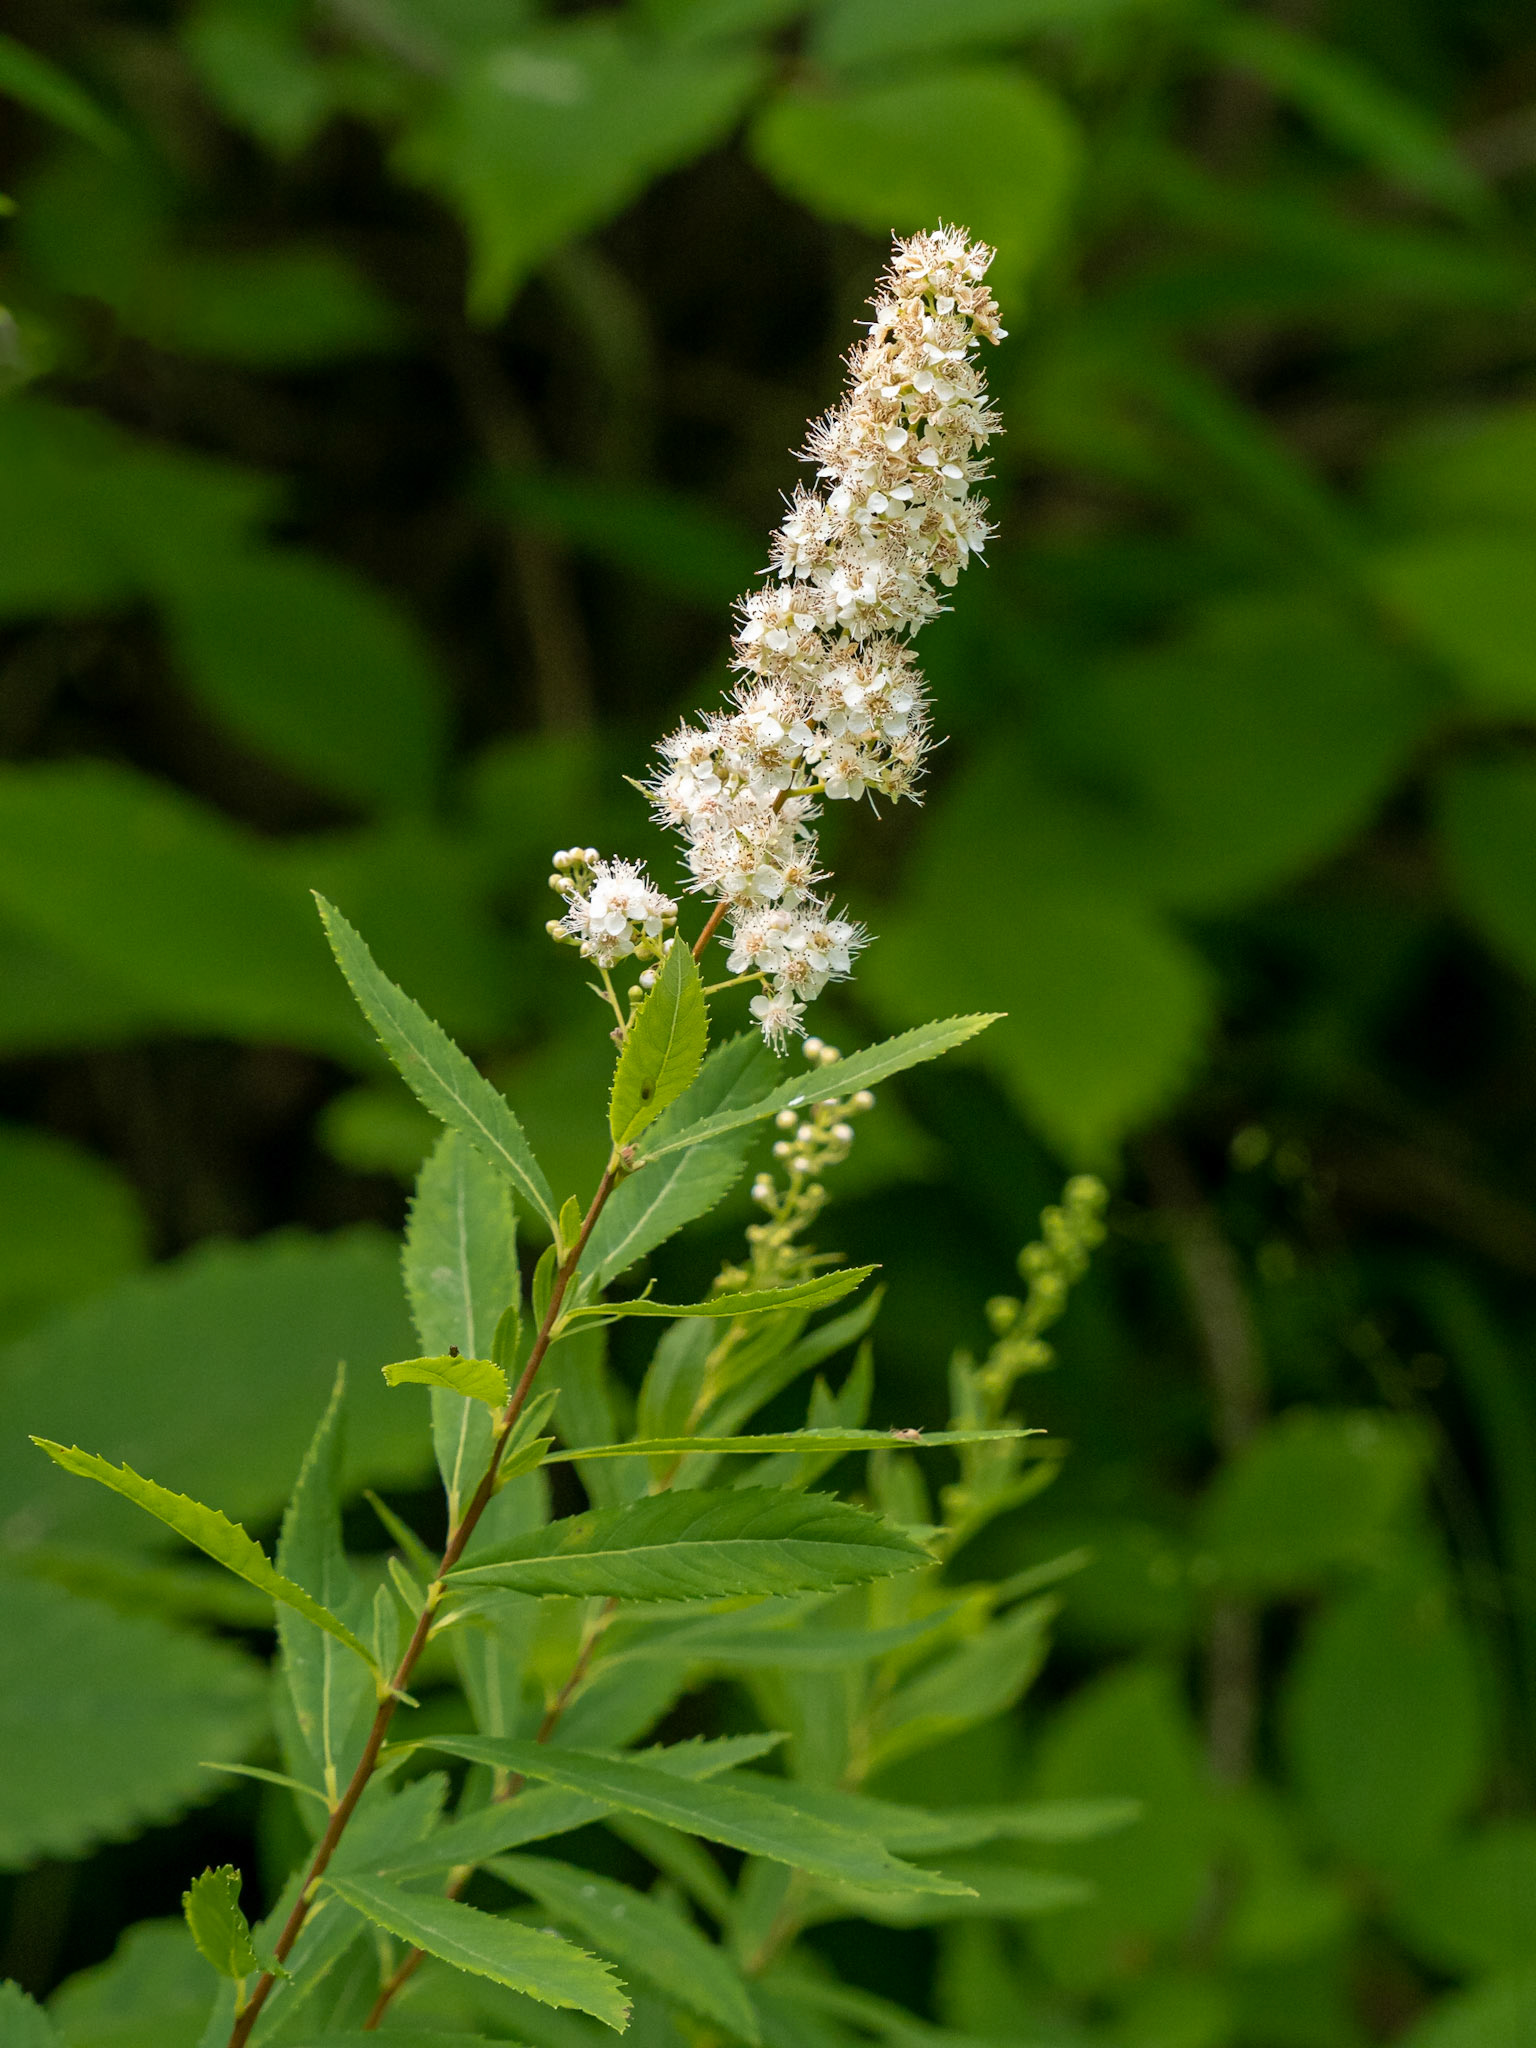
(609, 937, 708, 1146)
(382, 1354, 508, 1410)
(317, 896, 557, 1231)
(326, 1873, 628, 2029)
(563, 1266, 876, 1327)
(583, 1033, 778, 1287)
(383, 1732, 786, 1876)
(582, 1139, 748, 1289)
(491, 1854, 758, 2042)
(414, 1739, 972, 1898)
(545, 1426, 1041, 1462)
(0, 1981, 59, 2047)
(448, 1487, 928, 1602)
(30, 1441, 377, 1670)
(277, 1371, 376, 1801)
(183, 1865, 260, 1980)
(404, 1130, 519, 1521)
(634, 1015, 1001, 1163)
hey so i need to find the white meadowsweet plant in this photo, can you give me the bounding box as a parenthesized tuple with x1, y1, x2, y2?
(22, 227, 1119, 2048)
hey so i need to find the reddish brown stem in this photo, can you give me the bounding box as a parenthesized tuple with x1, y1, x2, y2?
(692, 901, 727, 961)
(227, 1162, 622, 2048)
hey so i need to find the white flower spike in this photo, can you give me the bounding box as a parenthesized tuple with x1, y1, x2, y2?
(551, 226, 1004, 1048)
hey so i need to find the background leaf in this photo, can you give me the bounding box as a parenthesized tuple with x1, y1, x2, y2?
(0, 1575, 263, 1868)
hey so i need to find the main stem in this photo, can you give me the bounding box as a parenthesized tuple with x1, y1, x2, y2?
(226, 1161, 622, 2048)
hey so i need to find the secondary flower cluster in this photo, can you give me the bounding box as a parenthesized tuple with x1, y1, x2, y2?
(546, 849, 676, 970)
(550, 225, 1004, 1046)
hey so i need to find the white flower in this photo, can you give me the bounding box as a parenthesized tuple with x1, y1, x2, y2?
(558, 857, 676, 968)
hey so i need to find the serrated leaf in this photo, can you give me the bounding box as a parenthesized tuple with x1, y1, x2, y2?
(0, 1979, 60, 2047)
(30, 1441, 378, 1671)
(277, 1369, 376, 1803)
(635, 1016, 1001, 1162)
(0, 1576, 263, 1868)
(582, 1138, 748, 1288)
(491, 1853, 758, 2041)
(327, 1872, 629, 2029)
(546, 1427, 1040, 1462)
(382, 1732, 787, 1876)
(564, 1266, 877, 1326)
(618, 1606, 962, 1671)
(383, 1353, 509, 1410)
(609, 938, 708, 1146)
(448, 1487, 928, 1601)
(316, 896, 557, 1231)
(404, 1131, 519, 1523)
(182, 1865, 259, 1980)
(0, 1229, 422, 1553)
(415, 1738, 972, 1898)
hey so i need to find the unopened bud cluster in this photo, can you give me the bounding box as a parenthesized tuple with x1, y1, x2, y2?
(979, 1176, 1109, 1401)
(547, 228, 1004, 1049)
(716, 1040, 875, 1289)
(546, 848, 677, 971)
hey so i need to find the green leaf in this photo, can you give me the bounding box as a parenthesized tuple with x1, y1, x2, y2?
(0, 1228, 422, 1553)
(414, 1739, 973, 1897)
(317, 895, 557, 1231)
(47, 1920, 210, 2048)
(1391, 1824, 1536, 1976)
(448, 1487, 928, 1601)
(565, 1266, 876, 1326)
(0, 1576, 263, 1868)
(583, 1034, 780, 1286)
(0, 1980, 60, 2047)
(30, 1441, 379, 1672)
(617, 1605, 962, 1670)
(809, 0, 1152, 67)
(582, 1138, 752, 1289)
(0, 30, 123, 151)
(751, 67, 1078, 294)
(0, 762, 353, 1054)
(397, 20, 761, 320)
(1029, 1663, 1212, 1989)
(161, 552, 444, 811)
(1197, 1409, 1423, 1593)
(1398, 1966, 1536, 2048)
(276, 1370, 376, 1803)
(382, 1732, 787, 1876)
(870, 1600, 1055, 1770)
(404, 1131, 519, 1523)
(867, 880, 1208, 1161)
(383, 1354, 509, 1410)
(1439, 760, 1536, 986)
(491, 1854, 759, 2042)
(183, 1, 334, 156)
(326, 1873, 629, 2030)
(0, 1121, 145, 1340)
(609, 938, 708, 1146)
(1200, 13, 1484, 215)
(547, 1427, 1038, 1461)
(1371, 532, 1536, 712)
(635, 1017, 1000, 1162)
(485, 468, 760, 605)
(1283, 1560, 1486, 1871)
(182, 1866, 259, 1980)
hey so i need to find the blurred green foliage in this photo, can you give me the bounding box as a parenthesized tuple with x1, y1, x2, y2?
(2, 0, 1536, 2043)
